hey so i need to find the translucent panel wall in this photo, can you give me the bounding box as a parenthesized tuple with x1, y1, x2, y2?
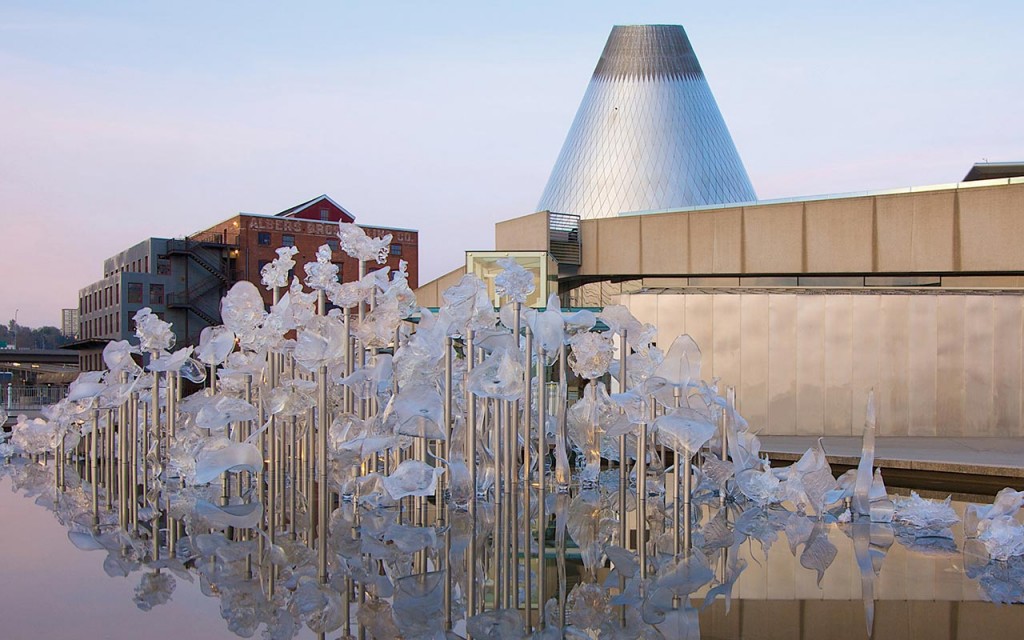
(620, 290, 1024, 437)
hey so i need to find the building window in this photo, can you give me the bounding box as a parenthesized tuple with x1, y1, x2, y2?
(333, 262, 343, 279)
(282, 234, 295, 247)
(390, 243, 402, 256)
(127, 282, 143, 304)
(258, 232, 272, 246)
(156, 257, 171, 275)
(150, 284, 164, 305)
(320, 208, 330, 221)
(326, 238, 339, 252)
(257, 259, 269, 274)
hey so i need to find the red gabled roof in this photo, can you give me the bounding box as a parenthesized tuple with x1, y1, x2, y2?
(275, 194, 356, 223)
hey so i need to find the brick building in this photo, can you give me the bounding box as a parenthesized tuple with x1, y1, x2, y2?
(70, 195, 417, 370)
(198, 194, 418, 308)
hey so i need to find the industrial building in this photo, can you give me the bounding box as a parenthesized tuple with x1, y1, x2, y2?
(71, 195, 417, 371)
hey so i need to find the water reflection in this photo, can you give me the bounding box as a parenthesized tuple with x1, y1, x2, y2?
(2, 453, 1023, 639)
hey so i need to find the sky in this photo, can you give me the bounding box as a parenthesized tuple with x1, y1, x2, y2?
(1, 1, 1022, 328)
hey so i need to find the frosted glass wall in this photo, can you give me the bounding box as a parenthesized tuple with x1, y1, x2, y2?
(619, 291, 1024, 437)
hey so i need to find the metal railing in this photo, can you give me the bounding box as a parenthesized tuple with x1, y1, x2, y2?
(2, 384, 69, 411)
(548, 212, 582, 265)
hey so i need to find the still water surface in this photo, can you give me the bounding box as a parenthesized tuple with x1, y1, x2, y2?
(1, 459, 1022, 640)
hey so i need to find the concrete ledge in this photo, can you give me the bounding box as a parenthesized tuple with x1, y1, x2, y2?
(760, 436, 1024, 479)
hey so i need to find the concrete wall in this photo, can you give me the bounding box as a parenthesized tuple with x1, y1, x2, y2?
(494, 211, 550, 252)
(414, 266, 467, 308)
(621, 289, 1024, 438)
(582, 181, 1024, 280)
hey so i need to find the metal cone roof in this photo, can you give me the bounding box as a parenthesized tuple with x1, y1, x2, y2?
(537, 25, 757, 219)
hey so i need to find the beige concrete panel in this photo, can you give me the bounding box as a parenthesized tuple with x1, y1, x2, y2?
(876, 191, 955, 272)
(494, 211, 549, 251)
(957, 601, 1024, 638)
(881, 602, 953, 640)
(796, 295, 826, 436)
(435, 267, 468, 299)
(683, 295, 714, 378)
(626, 292, 659, 339)
(767, 295, 798, 435)
(739, 295, 770, 431)
(801, 603, 867, 640)
(805, 197, 874, 272)
(687, 276, 740, 286)
(958, 183, 1024, 271)
(907, 295, 938, 436)
(688, 212, 714, 273)
(639, 213, 688, 274)
(711, 295, 742, 389)
(992, 297, 1024, 436)
(640, 276, 689, 288)
(824, 295, 854, 435)
(739, 601, 800, 640)
(654, 296, 686, 354)
(941, 275, 1024, 288)
(414, 279, 439, 308)
(964, 296, 995, 436)
(580, 219, 599, 274)
(413, 265, 466, 307)
(850, 295, 881, 432)
(712, 207, 743, 273)
(936, 296, 966, 436)
(698, 600, 740, 639)
(879, 296, 910, 436)
(742, 203, 804, 273)
(595, 216, 641, 275)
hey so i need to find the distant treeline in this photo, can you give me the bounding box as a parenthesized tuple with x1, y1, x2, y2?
(1, 322, 73, 350)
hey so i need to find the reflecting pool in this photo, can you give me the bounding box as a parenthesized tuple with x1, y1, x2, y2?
(2, 457, 1022, 640)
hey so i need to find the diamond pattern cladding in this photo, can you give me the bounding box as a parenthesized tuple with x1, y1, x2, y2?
(537, 25, 757, 219)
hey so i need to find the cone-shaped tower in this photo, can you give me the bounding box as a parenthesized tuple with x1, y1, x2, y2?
(537, 25, 756, 219)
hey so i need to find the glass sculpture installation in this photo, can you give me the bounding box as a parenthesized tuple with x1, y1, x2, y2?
(3, 215, 1024, 639)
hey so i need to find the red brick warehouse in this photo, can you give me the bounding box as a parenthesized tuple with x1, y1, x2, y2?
(199, 194, 418, 308)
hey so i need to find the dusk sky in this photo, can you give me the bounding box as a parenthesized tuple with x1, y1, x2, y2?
(2, 1, 1022, 328)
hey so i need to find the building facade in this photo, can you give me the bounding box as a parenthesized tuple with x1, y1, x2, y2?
(416, 176, 1024, 438)
(60, 308, 79, 339)
(197, 194, 418, 309)
(73, 195, 417, 371)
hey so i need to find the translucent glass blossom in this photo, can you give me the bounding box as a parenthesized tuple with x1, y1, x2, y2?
(653, 406, 716, 454)
(65, 371, 107, 403)
(338, 222, 391, 264)
(193, 437, 264, 485)
(261, 246, 299, 290)
(304, 244, 340, 291)
(148, 346, 207, 384)
(894, 491, 960, 529)
(382, 460, 445, 499)
(645, 334, 701, 406)
(441, 275, 497, 337)
(294, 315, 347, 371)
(103, 340, 142, 376)
(221, 281, 267, 347)
(493, 256, 535, 303)
(568, 331, 614, 379)
(196, 326, 236, 366)
(531, 294, 566, 360)
(467, 348, 525, 401)
(133, 307, 175, 352)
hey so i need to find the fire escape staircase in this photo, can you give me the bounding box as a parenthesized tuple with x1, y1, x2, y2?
(166, 238, 233, 328)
